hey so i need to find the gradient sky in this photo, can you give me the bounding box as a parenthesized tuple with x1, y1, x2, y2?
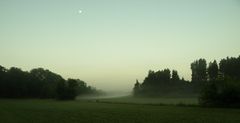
(1, 0, 240, 91)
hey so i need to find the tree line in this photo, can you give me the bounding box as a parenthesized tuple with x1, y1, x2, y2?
(0, 66, 99, 100)
(133, 55, 240, 107)
(133, 69, 191, 97)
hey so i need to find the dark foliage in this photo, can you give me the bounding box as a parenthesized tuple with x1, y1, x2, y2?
(199, 80, 240, 107)
(219, 56, 240, 80)
(200, 56, 240, 107)
(133, 69, 191, 97)
(207, 60, 218, 81)
(191, 58, 207, 82)
(0, 65, 98, 100)
(133, 55, 240, 107)
(56, 79, 99, 100)
(133, 80, 141, 96)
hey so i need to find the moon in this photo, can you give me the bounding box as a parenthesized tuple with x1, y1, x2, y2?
(78, 10, 82, 14)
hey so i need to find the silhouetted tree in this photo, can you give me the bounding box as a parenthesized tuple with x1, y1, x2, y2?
(200, 55, 240, 107)
(0, 65, 7, 97)
(66, 79, 79, 100)
(76, 79, 88, 94)
(5, 67, 29, 98)
(29, 68, 65, 98)
(56, 78, 99, 100)
(56, 80, 68, 100)
(219, 56, 240, 80)
(207, 60, 218, 81)
(199, 81, 218, 106)
(133, 79, 141, 96)
(136, 69, 190, 97)
(142, 70, 156, 86)
(200, 80, 240, 107)
(172, 70, 180, 82)
(191, 58, 207, 82)
(0, 65, 99, 100)
(133, 55, 240, 107)
(156, 69, 171, 83)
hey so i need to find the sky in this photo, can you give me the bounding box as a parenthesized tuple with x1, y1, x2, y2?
(0, 0, 240, 91)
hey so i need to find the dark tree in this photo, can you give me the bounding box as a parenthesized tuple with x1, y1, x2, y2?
(76, 79, 88, 94)
(132, 55, 240, 107)
(133, 79, 141, 96)
(56, 80, 68, 100)
(200, 55, 240, 107)
(56, 78, 99, 100)
(66, 79, 79, 100)
(5, 67, 30, 98)
(172, 70, 180, 82)
(191, 59, 207, 82)
(156, 69, 171, 83)
(219, 56, 240, 80)
(135, 69, 190, 97)
(142, 70, 156, 86)
(0, 65, 99, 100)
(207, 60, 218, 81)
(199, 81, 218, 106)
(29, 68, 65, 98)
(0, 65, 7, 97)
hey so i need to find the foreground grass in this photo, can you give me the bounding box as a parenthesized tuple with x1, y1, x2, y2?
(0, 99, 240, 123)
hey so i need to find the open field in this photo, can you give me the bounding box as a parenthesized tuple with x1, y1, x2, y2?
(1, 99, 240, 123)
(94, 96, 199, 105)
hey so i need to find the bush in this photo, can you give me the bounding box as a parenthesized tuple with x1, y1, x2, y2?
(199, 80, 240, 107)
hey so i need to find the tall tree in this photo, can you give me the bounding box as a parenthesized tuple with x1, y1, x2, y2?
(0, 65, 7, 97)
(191, 58, 207, 82)
(155, 69, 171, 83)
(208, 60, 218, 81)
(29, 68, 65, 98)
(142, 70, 156, 86)
(6, 67, 29, 98)
(172, 70, 180, 81)
(67, 79, 79, 100)
(219, 56, 240, 79)
(133, 79, 141, 96)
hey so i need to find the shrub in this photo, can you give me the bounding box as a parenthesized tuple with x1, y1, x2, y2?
(199, 80, 240, 107)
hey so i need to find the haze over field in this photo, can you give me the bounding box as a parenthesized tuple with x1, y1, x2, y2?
(1, 0, 240, 91)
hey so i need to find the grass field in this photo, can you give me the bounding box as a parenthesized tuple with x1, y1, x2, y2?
(94, 96, 199, 105)
(1, 98, 240, 123)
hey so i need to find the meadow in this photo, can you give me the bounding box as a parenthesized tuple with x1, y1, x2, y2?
(95, 96, 198, 105)
(1, 98, 240, 123)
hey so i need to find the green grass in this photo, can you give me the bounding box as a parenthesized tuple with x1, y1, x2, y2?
(96, 96, 198, 105)
(0, 99, 240, 123)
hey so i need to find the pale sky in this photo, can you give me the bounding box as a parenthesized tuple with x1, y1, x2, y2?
(1, 0, 240, 91)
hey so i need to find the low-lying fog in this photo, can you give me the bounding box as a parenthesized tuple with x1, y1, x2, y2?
(79, 91, 131, 99)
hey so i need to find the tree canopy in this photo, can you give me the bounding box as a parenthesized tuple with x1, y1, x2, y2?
(134, 69, 190, 97)
(191, 59, 207, 82)
(0, 66, 99, 100)
(133, 55, 240, 107)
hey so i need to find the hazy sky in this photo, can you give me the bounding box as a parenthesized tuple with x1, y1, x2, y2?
(1, 0, 240, 91)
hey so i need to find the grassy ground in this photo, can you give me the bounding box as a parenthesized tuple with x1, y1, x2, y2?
(95, 96, 198, 105)
(1, 99, 240, 123)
